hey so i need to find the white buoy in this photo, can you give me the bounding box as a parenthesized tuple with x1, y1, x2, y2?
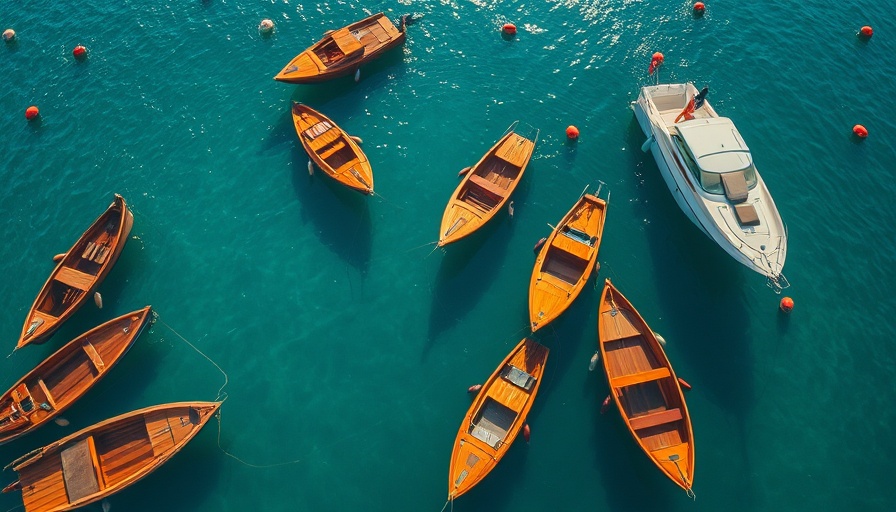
(54, 417, 70, 426)
(654, 331, 666, 346)
(94, 292, 103, 309)
(258, 19, 274, 34)
(102, 499, 111, 512)
(307, 160, 314, 176)
(2, 29, 15, 42)
(349, 135, 363, 144)
(588, 350, 600, 371)
(354, 69, 361, 82)
(508, 201, 515, 218)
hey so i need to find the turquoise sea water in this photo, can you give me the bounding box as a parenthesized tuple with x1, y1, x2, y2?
(2, 1, 895, 511)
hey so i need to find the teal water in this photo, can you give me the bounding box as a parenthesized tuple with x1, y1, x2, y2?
(2, 1, 895, 511)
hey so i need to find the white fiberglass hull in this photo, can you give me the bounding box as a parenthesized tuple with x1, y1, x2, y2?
(632, 83, 788, 288)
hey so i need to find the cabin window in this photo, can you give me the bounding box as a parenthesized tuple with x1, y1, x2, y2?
(672, 136, 701, 183)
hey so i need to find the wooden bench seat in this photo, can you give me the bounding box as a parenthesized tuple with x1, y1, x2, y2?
(610, 367, 671, 388)
(55, 266, 94, 291)
(82, 341, 106, 372)
(629, 407, 683, 431)
(468, 174, 506, 198)
(320, 140, 347, 160)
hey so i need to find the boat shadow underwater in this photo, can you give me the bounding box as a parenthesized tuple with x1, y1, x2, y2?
(290, 144, 373, 275)
(423, 213, 515, 361)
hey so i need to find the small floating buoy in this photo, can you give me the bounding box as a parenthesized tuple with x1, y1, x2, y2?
(588, 350, 600, 371)
(600, 395, 611, 414)
(94, 292, 103, 309)
(2, 29, 15, 42)
(72, 45, 87, 60)
(508, 201, 514, 218)
(566, 125, 579, 140)
(654, 331, 667, 346)
(533, 237, 547, 253)
(307, 160, 314, 176)
(594, 260, 600, 273)
(458, 166, 471, 177)
(853, 124, 868, 139)
(693, 2, 705, 14)
(54, 417, 70, 427)
(354, 69, 361, 82)
(349, 135, 363, 145)
(467, 384, 482, 394)
(25, 106, 39, 120)
(678, 377, 692, 391)
(502, 23, 517, 36)
(102, 498, 111, 512)
(779, 296, 794, 313)
(522, 423, 531, 444)
(53, 253, 65, 262)
(648, 52, 664, 75)
(859, 26, 873, 38)
(259, 19, 275, 34)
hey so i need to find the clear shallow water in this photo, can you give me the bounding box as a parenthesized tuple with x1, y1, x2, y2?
(1, 1, 895, 511)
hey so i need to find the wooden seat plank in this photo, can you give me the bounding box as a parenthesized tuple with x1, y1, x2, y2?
(629, 407, 683, 431)
(54, 266, 94, 291)
(610, 367, 671, 388)
(468, 174, 506, 197)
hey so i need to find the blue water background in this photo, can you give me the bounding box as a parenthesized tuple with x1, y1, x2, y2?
(2, 0, 895, 511)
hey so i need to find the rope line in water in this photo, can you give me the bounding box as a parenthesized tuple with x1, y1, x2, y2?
(154, 313, 228, 401)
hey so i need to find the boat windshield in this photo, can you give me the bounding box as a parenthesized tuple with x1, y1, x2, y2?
(672, 135, 757, 194)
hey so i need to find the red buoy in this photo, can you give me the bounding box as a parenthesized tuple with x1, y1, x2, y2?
(566, 125, 579, 139)
(677, 377, 692, 391)
(853, 124, 868, 138)
(693, 2, 705, 13)
(779, 296, 794, 313)
(859, 26, 873, 38)
(502, 23, 517, 35)
(25, 106, 39, 120)
(648, 52, 664, 75)
(467, 384, 482, 394)
(522, 424, 531, 444)
(72, 45, 87, 59)
(600, 395, 611, 414)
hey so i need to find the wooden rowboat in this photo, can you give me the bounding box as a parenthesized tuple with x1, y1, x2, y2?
(597, 279, 695, 497)
(448, 338, 548, 501)
(439, 122, 537, 247)
(274, 13, 408, 84)
(292, 102, 374, 195)
(529, 189, 608, 332)
(0, 307, 153, 446)
(2, 401, 221, 512)
(18, 194, 133, 350)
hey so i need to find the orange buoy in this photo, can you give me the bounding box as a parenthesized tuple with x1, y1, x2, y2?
(648, 52, 664, 75)
(600, 395, 611, 414)
(779, 296, 794, 313)
(566, 125, 579, 139)
(25, 106, 39, 120)
(693, 2, 705, 13)
(859, 26, 873, 38)
(467, 384, 482, 394)
(502, 23, 517, 35)
(52, 253, 65, 262)
(677, 377, 692, 391)
(853, 124, 868, 138)
(522, 424, 531, 444)
(2, 29, 15, 42)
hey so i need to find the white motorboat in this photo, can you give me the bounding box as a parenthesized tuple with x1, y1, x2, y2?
(632, 82, 788, 291)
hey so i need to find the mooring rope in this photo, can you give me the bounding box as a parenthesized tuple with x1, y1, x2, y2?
(153, 312, 228, 401)
(3, 503, 24, 512)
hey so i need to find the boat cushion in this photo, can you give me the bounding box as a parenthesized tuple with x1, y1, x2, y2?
(61, 437, 101, 502)
(734, 203, 760, 226)
(501, 365, 536, 391)
(721, 171, 749, 203)
(470, 425, 502, 449)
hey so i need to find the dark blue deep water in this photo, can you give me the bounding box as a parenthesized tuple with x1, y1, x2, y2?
(2, 1, 895, 511)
